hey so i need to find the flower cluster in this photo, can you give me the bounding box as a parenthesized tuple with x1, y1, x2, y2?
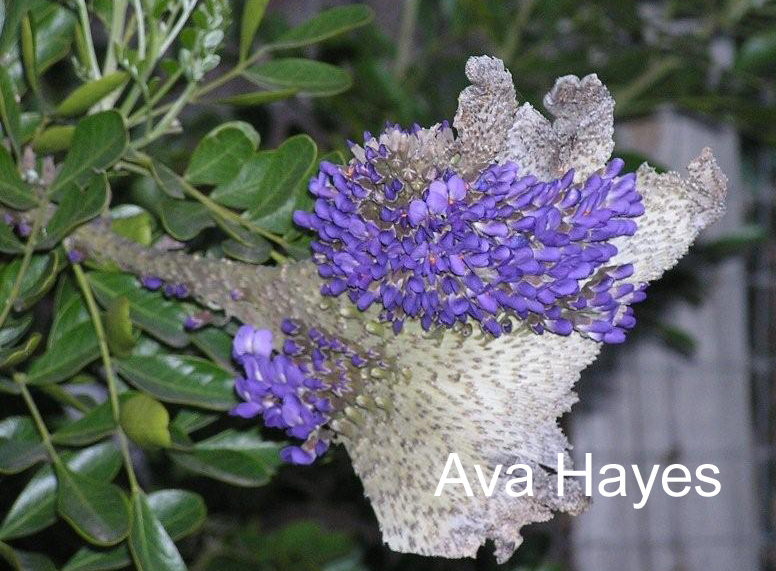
(140, 275, 189, 299)
(293, 126, 646, 342)
(230, 321, 393, 465)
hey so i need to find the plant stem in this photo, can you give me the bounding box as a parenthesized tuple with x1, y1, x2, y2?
(394, 0, 420, 80)
(15, 375, 62, 465)
(500, 0, 538, 65)
(0, 204, 46, 331)
(103, 0, 128, 75)
(132, 81, 197, 147)
(130, 0, 147, 59)
(75, 0, 101, 79)
(72, 263, 141, 493)
(158, 0, 197, 56)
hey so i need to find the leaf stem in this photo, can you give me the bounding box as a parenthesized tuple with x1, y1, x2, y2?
(14, 374, 62, 466)
(72, 263, 141, 493)
(0, 204, 46, 331)
(132, 82, 197, 147)
(74, 0, 102, 79)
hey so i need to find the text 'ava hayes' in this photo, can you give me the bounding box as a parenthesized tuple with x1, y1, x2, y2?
(434, 453, 721, 509)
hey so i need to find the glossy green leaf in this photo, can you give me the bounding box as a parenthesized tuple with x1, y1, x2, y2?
(185, 121, 260, 186)
(0, 253, 51, 312)
(18, 111, 41, 144)
(56, 71, 129, 116)
(222, 237, 271, 264)
(26, 320, 99, 385)
(158, 198, 215, 241)
(52, 399, 117, 446)
(245, 58, 352, 96)
(239, 0, 270, 60)
(128, 491, 187, 571)
(0, 67, 21, 155)
(0, 542, 56, 571)
(8, 4, 77, 89)
(215, 88, 298, 106)
(51, 111, 127, 194)
(49, 275, 89, 347)
(116, 354, 236, 410)
(145, 489, 206, 540)
(88, 272, 190, 348)
(0, 145, 35, 209)
(41, 174, 110, 247)
(0, 221, 23, 253)
(120, 393, 171, 448)
(62, 488, 205, 571)
(0, 332, 41, 369)
(0, 442, 122, 540)
(247, 134, 317, 229)
(32, 124, 75, 153)
(211, 151, 274, 209)
(171, 408, 219, 434)
(14, 249, 64, 310)
(0, 0, 30, 56)
(20, 14, 37, 94)
(110, 205, 155, 246)
(0, 314, 33, 347)
(169, 429, 281, 487)
(151, 160, 186, 199)
(56, 462, 131, 546)
(189, 326, 233, 369)
(272, 5, 373, 48)
(0, 415, 46, 474)
(105, 295, 136, 357)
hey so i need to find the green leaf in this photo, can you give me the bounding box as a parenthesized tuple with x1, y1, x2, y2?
(145, 489, 206, 540)
(14, 249, 64, 310)
(26, 320, 99, 385)
(158, 197, 215, 241)
(151, 160, 186, 199)
(190, 326, 233, 370)
(41, 174, 110, 247)
(0, 220, 23, 253)
(0, 145, 35, 209)
(215, 88, 298, 106)
(51, 111, 127, 194)
(116, 354, 236, 410)
(0, 332, 41, 369)
(736, 30, 776, 73)
(52, 399, 118, 446)
(110, 205, 154, 246)
(56, 462, 131, 546)
(88, 272, 190, 348)
(20, 14, 37, 95)
(128, 491, 187, 571)
(55, 71, 129, 116)
(0, 253, 51, 311)
(171, 408, 219, 434)
(169, 429, 281, 487)
(49, 275, 89, 347)
(0, 0, 30, 56)
(185, 121, 260, 186)
(222, 237, 271, 264)
(0, 442, 122, 540)
(272, 5, 373, 48)
(62, 546, 129, 571)
(247, 134, 317, 230)
(105, 295, 136, 357)
(120, 393, 171, 448)
(0, 67, 21, 156)
(239, 0, 270, 60)
(246, 58, 352, 96)
(32, 124, 75, 153)
(0, 415, 46, 474)
(211, 151, 274, 209)
(62, 489, 204, 571)
(0, 542, 56, 571)
(0, 314, 33, 347)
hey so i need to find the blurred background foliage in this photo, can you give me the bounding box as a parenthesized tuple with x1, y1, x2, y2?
(0, 0, 771, 570)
